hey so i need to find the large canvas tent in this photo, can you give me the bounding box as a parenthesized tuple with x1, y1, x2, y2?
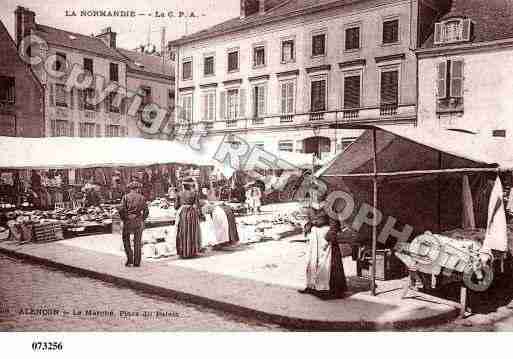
(316, 125, 513, 294)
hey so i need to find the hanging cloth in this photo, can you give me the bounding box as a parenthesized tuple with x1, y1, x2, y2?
(483, 176, 510, 254)
(461, 175, 476, 230)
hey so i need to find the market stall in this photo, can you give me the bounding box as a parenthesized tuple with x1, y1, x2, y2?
(316, 125, 513, 306)
(0, 136, 235, 242)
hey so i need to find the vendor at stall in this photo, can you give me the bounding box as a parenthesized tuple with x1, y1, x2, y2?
(299, 189, 349, 300)
(82, 182, 102, 207)
(202, 201, 240, 248)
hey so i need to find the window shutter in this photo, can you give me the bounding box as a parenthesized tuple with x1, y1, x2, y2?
(450, 60, 464, 98)
(49, 84, 54, 107)
(262, 85, 267, 115)
(462, 19, 472, 41)
(210, 93, 216, 122)
(95, 124, 101, 137)
(434, 22, 443, 44)
(50, 120, 56, 137)
(436, 61, 447, 99)
(69, 121, 74, 137)
(219, 91, 226, 120)
(201, 93, 207, 121)
(77, 90, 84, 110)
(287, 82, 294, 113)
(69, 88, 74, 109)
(344, 75, 360, 109)
(380, 71, 398, 104)
(239, 88, 246, 119)
(281, 83, 287, 114)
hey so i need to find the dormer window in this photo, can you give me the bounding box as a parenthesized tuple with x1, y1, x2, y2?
(434, 18, 472, 45)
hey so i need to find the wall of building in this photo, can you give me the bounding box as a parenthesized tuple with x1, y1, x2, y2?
(418, 46, 513, 137)
(0, 22, 44, 137)
(33, 44, 129, 137)
(175, 0, 422, 154)
(126, 71, 173, 137)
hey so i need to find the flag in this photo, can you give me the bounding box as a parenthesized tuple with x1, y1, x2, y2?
(483, 177, 510, 253)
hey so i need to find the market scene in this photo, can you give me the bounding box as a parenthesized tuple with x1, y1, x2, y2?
(2, 0, 513, 332)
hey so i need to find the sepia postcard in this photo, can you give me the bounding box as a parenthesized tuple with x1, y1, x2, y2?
(1, 0, 513, 352)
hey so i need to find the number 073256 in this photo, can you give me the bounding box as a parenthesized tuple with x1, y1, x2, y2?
(31, 341, 63, 351)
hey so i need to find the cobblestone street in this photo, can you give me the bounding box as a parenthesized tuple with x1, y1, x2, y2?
(0, 255, 281, 331)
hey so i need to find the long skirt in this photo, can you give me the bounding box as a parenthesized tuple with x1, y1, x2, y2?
(175, 205, 201, 258)
(220, 205, 239, 244)
(305, 226, 347, 298)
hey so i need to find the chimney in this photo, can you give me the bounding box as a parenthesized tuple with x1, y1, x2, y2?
(259, 0, 265, 15)
(14, 6, 36, 46)
(96, 27, 116, 48)
(240, 0, 246, 19)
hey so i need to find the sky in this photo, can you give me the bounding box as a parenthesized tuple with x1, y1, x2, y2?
(1, 0, 240, 50)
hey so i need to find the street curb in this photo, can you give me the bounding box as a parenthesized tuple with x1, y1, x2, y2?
(0, 246, 460, 330)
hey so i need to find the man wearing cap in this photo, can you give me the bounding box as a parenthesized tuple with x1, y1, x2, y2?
(118, 181, 149, 267)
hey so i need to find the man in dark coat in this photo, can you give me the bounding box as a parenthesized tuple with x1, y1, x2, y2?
(118, 181, 149, 267)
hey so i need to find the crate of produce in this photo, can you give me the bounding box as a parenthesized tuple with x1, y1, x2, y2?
(33, 222, 63, 242)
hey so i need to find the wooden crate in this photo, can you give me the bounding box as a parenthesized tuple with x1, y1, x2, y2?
(33, 222, 63, 242)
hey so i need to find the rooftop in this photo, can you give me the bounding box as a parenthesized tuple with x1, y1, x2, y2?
(169, 0, 362, 46)
(422, 0, 513, 48)
(117, 48, 174, 79)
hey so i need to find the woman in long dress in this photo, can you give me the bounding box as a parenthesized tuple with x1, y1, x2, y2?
(174, 183, 202, 258)
(299, 193, 348, 300)
(202, 202, 240, 247)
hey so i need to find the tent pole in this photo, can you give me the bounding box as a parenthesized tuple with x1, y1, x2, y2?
(371, 129, 378, 296)
(438, 151, 442, 233)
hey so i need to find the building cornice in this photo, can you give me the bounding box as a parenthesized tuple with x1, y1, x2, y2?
(248, 74, 271, 82)
(306, 64, 331, 74)
(127, 67, 173, 82)
(375, 53, 405, 63)
(339, 59, 366, 68)
(222, 78, 243, 86)
(416, 38, 513, 58)
(276, 69, 300, 77)
(199, 82, 218, 89)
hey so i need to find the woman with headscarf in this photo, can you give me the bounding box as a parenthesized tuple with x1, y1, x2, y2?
(202, 201, 240, 248)
(174, 182, 202, 258)
(298, 185, 351, 300)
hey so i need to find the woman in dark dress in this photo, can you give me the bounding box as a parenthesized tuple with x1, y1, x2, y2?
(299, 191, 349, 300)
(174, 183, 201, 258)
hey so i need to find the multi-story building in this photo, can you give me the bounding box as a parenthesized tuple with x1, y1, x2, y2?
(14, 6, 174, 139)
(169, 0, 449, 158)
(0, 19, 44, 137)
(417, 0, 513, 138)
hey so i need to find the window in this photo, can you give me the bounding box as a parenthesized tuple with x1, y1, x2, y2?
(252, 84, 267, 118)
(345, 27, 360, 50)
(310, 79, 327, 112)
(436, 59, 464, 112)
(106, 125, 126, 137)
(107, 92, 120, 113)
(380, 70, 399, 115)
(312, 34, 326, 56)
(227, 89, 239, 119)
(83, 58, 93, 75)
(109, 63, 119, 82)
(55, 52, 67, 72)
(280, 81, 295, 115)
(344, 75, 361, 109)
(84, 88, 97, 111)
(281, 39, 295, 63)
(0, 76, 15, 103)
(51, 120, 73, 137)
(278, 141, 293, 152)
(182, 60, 192, 80)
(228, 50, 239, 72)
(434, 19, 472, 44)
(181, 94, 193, 123)
(79, 122, 99, 137)
(202, 92, 216, 122)
(253, 45, 265, 67)
(55, 84, 68, 107)
(383, 19, 399, 44)
(204, 56, 214, 76)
